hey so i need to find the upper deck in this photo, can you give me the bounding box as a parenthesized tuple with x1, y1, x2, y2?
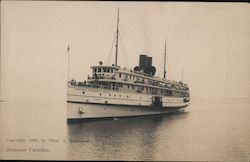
(88, 64, 189, 92)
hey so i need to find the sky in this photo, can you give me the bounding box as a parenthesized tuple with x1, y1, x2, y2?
(1, 1, 249, 102)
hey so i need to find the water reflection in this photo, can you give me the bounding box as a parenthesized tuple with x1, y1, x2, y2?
(66, 112, 188, 160)
(1, 100, 248, 161)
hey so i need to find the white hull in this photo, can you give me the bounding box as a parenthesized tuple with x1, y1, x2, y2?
(67, 86, 190, 121)
(67, 102, 187, 122)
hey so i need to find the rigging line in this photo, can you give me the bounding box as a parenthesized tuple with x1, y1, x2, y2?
(118, 32, 128, 67)
(72, 31, 116, 79)
(162, 41, 172, 80)
(77, 51, 99, 74)
(164, 39, 172, 80)
(106, 31, 117, 65)
(72, 66, 85, 80)
(166, 48, 174, 80)
(72, 51, 97, 80)
(161, 53, 165, 77)
(72, 64, 91, 80)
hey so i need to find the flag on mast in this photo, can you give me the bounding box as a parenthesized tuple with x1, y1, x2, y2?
(67, 45, 70, 82)
(67, 45, 70, 52)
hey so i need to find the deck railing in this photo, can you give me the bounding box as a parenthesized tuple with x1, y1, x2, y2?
(68, 80, 189, 97)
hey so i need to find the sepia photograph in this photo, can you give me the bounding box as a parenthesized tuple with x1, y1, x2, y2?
(0, 1, 249, 161)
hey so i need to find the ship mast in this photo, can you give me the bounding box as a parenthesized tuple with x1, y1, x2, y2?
(163, 39, 167, 79)
(115, 8, 119, 66)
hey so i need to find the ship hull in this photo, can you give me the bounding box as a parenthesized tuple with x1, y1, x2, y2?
(67, 86, 190, 122)
(67, 102, 187, 123)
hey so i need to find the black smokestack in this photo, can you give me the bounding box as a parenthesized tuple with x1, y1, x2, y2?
(134, 54, 156, 76)
(139, 55, 147, 70)
(147, 57, 152, 67)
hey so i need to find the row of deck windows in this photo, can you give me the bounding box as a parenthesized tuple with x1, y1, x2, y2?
(92, 69, 187, 90)
(92, 81, 188, 97)
(118, 73, 151, 83)
(99, 93, 134, 99)
(118, 73, 141, 82)
(93, 68, 114, 73)
(97, 90, 188, 98)
(117, 73, 188, 90)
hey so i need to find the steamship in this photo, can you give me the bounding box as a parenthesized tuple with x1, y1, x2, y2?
(67, 9, 190, 122)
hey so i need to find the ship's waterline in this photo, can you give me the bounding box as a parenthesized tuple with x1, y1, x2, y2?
(67, 102, 187, 122)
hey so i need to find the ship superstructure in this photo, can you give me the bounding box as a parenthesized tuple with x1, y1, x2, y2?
(67, 9, 190, 121)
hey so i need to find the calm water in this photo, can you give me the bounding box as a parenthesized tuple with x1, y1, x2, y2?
(0, 99, 249, 161)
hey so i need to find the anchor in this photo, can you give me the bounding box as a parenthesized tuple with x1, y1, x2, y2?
(78, 106, 85, 114)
